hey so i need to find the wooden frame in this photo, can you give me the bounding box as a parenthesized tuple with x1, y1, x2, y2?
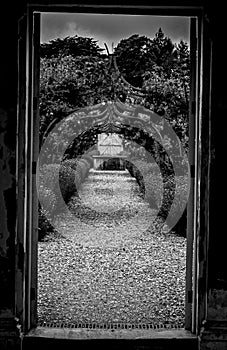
(15, 2, 212, 343)
(185, 16, 197, 332)
(16, 9, 40, 332)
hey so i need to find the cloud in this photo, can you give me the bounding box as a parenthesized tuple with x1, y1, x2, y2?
(41, 13, 189, 49)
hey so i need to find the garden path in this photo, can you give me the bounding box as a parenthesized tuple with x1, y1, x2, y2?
(38, 169, 186, 327)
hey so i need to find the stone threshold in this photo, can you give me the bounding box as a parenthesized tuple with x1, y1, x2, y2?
(23, 327, 198, 350)
(25, 326, 197, 339)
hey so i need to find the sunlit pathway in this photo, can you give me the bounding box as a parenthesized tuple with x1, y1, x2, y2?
(38, 169, 186, 327)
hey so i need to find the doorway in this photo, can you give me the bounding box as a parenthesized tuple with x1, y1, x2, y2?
(16, 3, 204, 340)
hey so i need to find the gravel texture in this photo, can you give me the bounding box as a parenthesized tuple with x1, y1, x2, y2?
(38, 170, 186, 327)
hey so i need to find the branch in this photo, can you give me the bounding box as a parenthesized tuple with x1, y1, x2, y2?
(104, 43, 110, 56)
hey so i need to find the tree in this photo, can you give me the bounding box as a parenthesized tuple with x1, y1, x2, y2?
(39, 35, 107, 140)
(173, 40, 190, 105)
(40, 35, 104, 58)
(114, 34, 154, 87)
(39, 31, 190, 153)
(142, 40, 190, 151)
(114, 28, 176, 87)
(149, 28, 176, 76)
(114, 31, 190, 151)
(39, 54, 113, 141)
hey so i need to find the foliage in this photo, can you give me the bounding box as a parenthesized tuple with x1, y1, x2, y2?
(114, 34, 154, 87)
(59, 157, 91, 200)
(40, 30, 190, 152)
(39, 30, 190, 238)
(38, 156, 93, 240)
(39, 163, 60, 191)
(38, 185, 57, 241)
(38, 164, 60, 241)
(114, 29, 176, 87)
(40, 35, 104, 59)
(39, 54, 111, 139)
(39, 157, 93, 203)
(59, 161, 78, 202)
(38, 184, 57, 211)
(38, 207, 56, 241)
(114, 30, 190, 151)
(142, 41, 190, 150)
(126, 159, 189, 236)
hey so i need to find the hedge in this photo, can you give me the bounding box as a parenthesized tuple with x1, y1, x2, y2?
(126, 159, 189, 236)
(38, 154, 94, 241)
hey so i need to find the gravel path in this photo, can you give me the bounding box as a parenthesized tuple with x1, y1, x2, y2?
(38, 170, 186, 327)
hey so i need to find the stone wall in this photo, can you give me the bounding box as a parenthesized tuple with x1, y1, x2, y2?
(0, 2, 24, 349)
(199, 4, 227, 349)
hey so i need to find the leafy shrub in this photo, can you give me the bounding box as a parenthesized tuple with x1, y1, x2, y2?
(38, 184, 57, 213)
(61, 158, 78, 170)
(62, 158, 90, 177)
(38, 207, 56, 241)
(39, 163, 60, 191)
(172, 155, 189, 176)
(39, 160, 79, 204)
(133, 159, 159, 177)
(59, 157, 93, 202)
(125, 160, 134, 176)
(38, 185, 58, 241)
(127, 158, 189, 236)
(38, 156, 92, 240)
(59, 161, 77, 202)
(125, 160, 145, 193)
(166, 175, 189, 236)
(150, 174, 189, 236)
(143, 173, 163, 209)
(126, 159, 160, 198)
(168, 176, 189, 213)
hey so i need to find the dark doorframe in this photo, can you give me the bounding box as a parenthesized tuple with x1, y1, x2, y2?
(16, 3, 212, 341)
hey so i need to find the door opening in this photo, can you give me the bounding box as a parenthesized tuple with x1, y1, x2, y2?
(17, 5, 204, 339)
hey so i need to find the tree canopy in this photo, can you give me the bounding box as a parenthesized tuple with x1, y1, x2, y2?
(114, 28, 177, 87)
(39, 29, 190, 153)
(40, 35, 105, 58)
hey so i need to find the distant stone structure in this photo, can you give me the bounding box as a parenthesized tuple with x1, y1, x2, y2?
(93, 133, 127, 170)
(98, 133, 123, 155)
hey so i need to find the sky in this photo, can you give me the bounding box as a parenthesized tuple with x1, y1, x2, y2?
(41, 13, 190, 52)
